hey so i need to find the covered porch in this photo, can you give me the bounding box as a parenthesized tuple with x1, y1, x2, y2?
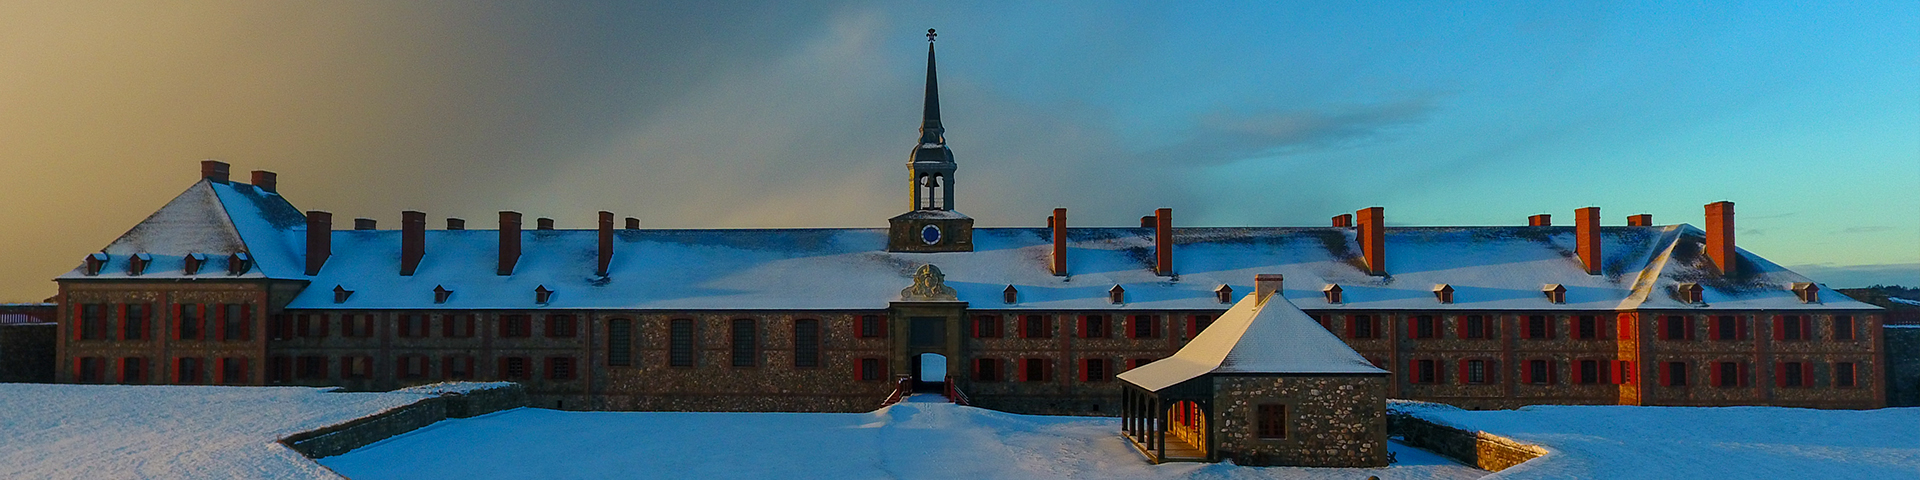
(1120, 379, 1212, 463)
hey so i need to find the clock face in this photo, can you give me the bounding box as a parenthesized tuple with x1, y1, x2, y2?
(920, 224, 942, 245)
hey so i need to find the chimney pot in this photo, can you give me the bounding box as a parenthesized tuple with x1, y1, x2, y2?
(537, 218, 555, 230)
(624, 217, 640, 229)
(200, 160, 230, 183)
(1627, 214, 1652, 227)
(249, 170, 277, 193)
(400, 211, 426, 276)
(1153, 208, 1173, 276)
(597, 211, 615, 276)
(354, 218, 377, 230)
(1528, 214, 1552, 226)
(1140, 216, 1156, 228)
(1254, 274, 1284, 305)
(1332, 214, 1353, 228)
(446, 218, 465, 230)
(1356, 207, 1386, 275)
(305, 211, 332, 275)
(498, 211, 522, 275)
(1576, 207, 1600, 275)
(1705, 201, 1736, 276)
(1050, 208, 1068, 276)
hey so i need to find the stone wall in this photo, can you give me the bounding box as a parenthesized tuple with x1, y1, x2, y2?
(1211, 374, 1388, 468)
(283, 383, 528, 458)
(959, 310, 1200, 416)
(1887, 326, 1920, 407)
(1388, 410, 1545, 472)
(0, 324, 55, 382)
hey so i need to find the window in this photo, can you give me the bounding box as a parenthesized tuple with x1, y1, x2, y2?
(500, 357, 530, 380)
(120, 357, 146, 384)
(297, 356, 327, 380)
(176, 305, 202, 340)
(1526, 315, 1549, 339)
(1661, 315, 1692, 341)
(1836, 362, 1857, 388)
(76, 357, 106, 383)
(1616, 361, 1635, 384)
(1022, 315, 1050, 338)
(397, 355, 429, 379)
(1779, 316, 1806, 341)
(1256, 404, 1287, 439)
(123, 304, 150, 340)
(608, 319, 633, 367)
(1312, 314, 1333, 332)
(1108, 286, 1125, 304)
(397, 314, 427, 338)
(794, 319, 820, 368)
(1324, 285, 1343, 304)
(1024, 358, 1048, 382)
(1663, 362, 1689, 387)
(1714, 315, 1739, 341)
(1778, 362, 1805, 387)
(974, 358, 1000, 381)
(546, 315, 577, 338)
(270, 314, 295, 340)
(1351, 315, 1376, 339)
(1215, 285, 1233, 304)
(1130, 315, 1157, 339)
(1578, 360, 1601, 384)
(859, 358, 884, 381)
(1191, 315, 1214, 338)
(1465, 359, 1488, 384)
(1527, 360, 1553, 385)
(1129, 358, 1156, 370)
(859, 315, 885, 338)
(175, 357, 204, 384)
(500, 315, 531, 338)
(1412, 315, 1436, 339)
(1577, 315, 1598, 340)
(340, 315, 373, 338)
(79, 304, 108, 340)
(731, 319, 757, 367)
(443, 314, 476, 338)
(298, 314, 330, 338)
(219, 357, 247, 384)
(1715, 362, 1742, 388)
(1004, 285, 1018, 304)
(669, 319, 695, 367)
(268, 356, 292, 383)
(547, 357, 576, 380)
(1082, 358, 1109, 382)
(1081, 315, 1108, 338)
(1412, 359, 1437, 384)
(444, 355, 475, 380)
(220, 304, 248, 341)
(1833, 316, 1855, 341)
(1463, 315, 1486, 339)
(341, 356, 373, 379)
(973, 315, 1000, 338)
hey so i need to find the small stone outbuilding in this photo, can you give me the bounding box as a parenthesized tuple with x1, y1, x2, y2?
(1117, 275, 1389, 467)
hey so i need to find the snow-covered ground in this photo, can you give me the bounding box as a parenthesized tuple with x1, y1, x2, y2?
(0, 383, 427, 479)
(1401, 402, 1920, 479)
(323, 395, 1482, 480)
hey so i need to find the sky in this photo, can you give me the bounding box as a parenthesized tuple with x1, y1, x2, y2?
(0, 1, 1915, 301)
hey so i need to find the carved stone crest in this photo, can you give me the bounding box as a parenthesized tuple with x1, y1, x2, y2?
(900, 264, 958, 302)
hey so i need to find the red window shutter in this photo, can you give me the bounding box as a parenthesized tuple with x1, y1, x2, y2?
(317, 315, 330, 338)
(1016, 358, 1027, 381)
(173, 358, 186, 383)
(72, 358, 83, 380)
(1546, 317, 1557, 339)
(1187, 316, 1199, 338)
(877, 315, 888, 338)
(1521, 361, 1533, 384)
(1078, 359, 1089, 381)
(239, 305, 252, 340)
(235, 358, 249, 383)
(1458, 360, 1470, 384)
(1077, 316, 1089, 338)
(1406, 317, 1417, 339)
(115, 304, 128, 340)
(499, 358, 510, 380)
(171, 304, 184, 340)
(1736, 317, 1747, 340)
(1773, 362, 1786, 387)
(1685, 317, 1696, 341)
(1549, 360, 1559, 384)
(1709, 362, 1723, 387)
(1656, 317, 1670, 340)
(1800, 319, 1812, 342)
(1772, 316, 1785, 341)
(1345, 317, 1356, 338)
(445, 316, 456, 337)
(71, 306, 83, 341)
(1126, 317, 1139, 339)
(1660, 362, 1673, 386)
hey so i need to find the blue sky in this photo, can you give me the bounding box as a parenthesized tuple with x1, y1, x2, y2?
(0, 1, 1914, 299)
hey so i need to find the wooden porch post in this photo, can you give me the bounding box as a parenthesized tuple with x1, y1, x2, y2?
(1155, 397, 1166, 460)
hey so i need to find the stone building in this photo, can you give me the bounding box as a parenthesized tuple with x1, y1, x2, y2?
(1118, 275, 1388, 467)
(51, 33, 1888, 413)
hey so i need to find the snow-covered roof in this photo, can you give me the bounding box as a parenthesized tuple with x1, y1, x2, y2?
(1118, 294, 1387, 391)
(59, 179, 1881, 313)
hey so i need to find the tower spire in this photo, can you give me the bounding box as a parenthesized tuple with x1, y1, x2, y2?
(919, 28, 944, 146)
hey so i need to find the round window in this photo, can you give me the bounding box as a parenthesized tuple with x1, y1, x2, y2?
(920, 224, 942, 245)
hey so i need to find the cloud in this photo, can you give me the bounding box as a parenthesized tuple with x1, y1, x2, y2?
(1789, 263, 1920, 289)
(1837, 226, 1894, 234)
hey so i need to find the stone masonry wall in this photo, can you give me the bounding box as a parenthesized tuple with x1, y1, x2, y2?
(283, 383, 529, 458)
(0, 324, 55, 382)
(1212, 375, 1388, 468)
(1886, 326, 1920, 407)
(1387, 411, 1545, 472)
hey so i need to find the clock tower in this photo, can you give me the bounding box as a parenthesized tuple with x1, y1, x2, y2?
(888, 29, 974, 253)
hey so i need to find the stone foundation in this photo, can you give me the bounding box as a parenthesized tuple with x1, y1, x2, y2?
(1388, 409, 1545, 472)
(0, 324, 55, 383)
(1212, 375, 1388, 467)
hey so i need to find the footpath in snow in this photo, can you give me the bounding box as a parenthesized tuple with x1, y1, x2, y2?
(323, 394, 1481, 480)
(0, 383, 427, 479)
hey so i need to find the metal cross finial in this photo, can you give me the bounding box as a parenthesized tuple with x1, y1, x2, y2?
(927, 28, 936, 42)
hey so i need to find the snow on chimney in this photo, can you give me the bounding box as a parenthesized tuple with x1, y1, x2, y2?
(499, 211, 522, 276)
(597, 211, 614, 277)
(354, 218, 377, 230)
(1576, 206, 1600, 275)
(537, 218, 555, 230)
(1254, 274, 1283, 305)
(1627, 214, 1652, 227)
(1153, 208, 1173, 276)
(1528, 214, 1551, 226)
(1705, 201, 1736, 276)
(200, 160, 230, 184)
(1049, 208, 1068, 276)
(400, 211, 425, 276)
(446, 218, 465, 230)
(1356, 207, 1385, 275)
(1332, 214, 1352, 227)
(306, 211, 331, 275)
(250, 170, 276, 193)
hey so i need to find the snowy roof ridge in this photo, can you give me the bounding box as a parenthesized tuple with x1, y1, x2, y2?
(57, 179, 308, 280)
(1118, 293, 1387, 391)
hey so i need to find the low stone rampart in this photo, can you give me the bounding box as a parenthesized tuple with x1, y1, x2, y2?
(1388, 409, 1546, 472)
(282, 382, 528, 458)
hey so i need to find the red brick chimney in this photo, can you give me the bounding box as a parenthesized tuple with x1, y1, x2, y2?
(1254, 274, 1283, 305)
(597, 211, 614, 276)
(624, 217, 640, 229)
(1049, 208, 1068, 276)
(1332, 214, 1352, 227)
(1705, 201, 1736, 276)
(1627, 214, 1652, 226)
(499, 211, 522, 276)
(201, 160, 230, 184)
(446, 218, 465, 230)
(354, 218, 376, 230)
(305, 211, 331, 275)
(250, 170, 277, 193)
(1575, 207, 1600, 275)
(1154, 208, 1173, 276)
(400, 211, 425, 276)
(1528, 214, 1551, 226)
(537, 218, 555, 230)
(1356, 207, 1385, 275)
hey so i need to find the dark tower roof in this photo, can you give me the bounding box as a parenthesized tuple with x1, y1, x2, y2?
(919, 30, 945, 146)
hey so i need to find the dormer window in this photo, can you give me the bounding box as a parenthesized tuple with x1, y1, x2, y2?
(1676, 282, 1704, 304)
(1433, 284, 1454, 304)
(535, 285, 554, 304)
(1542, 284, 1567, 304)
(183, 253, 207, 276)
(1323, 284, 1343, 304)
(84, 253, 109, 276)
(127, 253, 152, 276)
(434, 285, 453, 304)
(333, 285, 354, 304)
(228, 252, 253, 275)
(1214, 284, 1233, 304)
(1003, 285, 1018, 304)
(1790, 283, 1819, 304)
(1109, 285, 1126, 305)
